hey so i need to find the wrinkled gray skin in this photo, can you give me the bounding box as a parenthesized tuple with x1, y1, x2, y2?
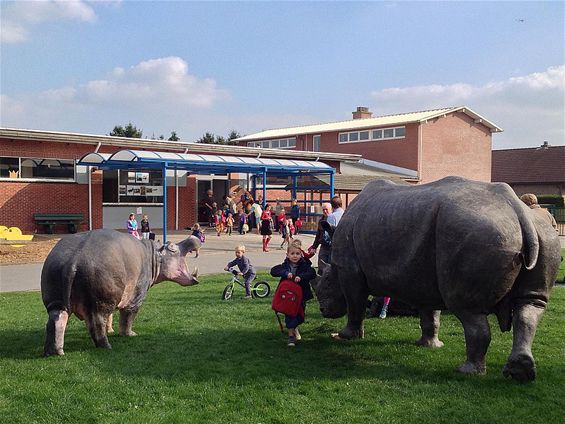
(41, 229, 201, 356)
(313, 177, 561, 381)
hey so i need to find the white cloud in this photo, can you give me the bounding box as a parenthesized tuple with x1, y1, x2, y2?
(370, 65, 565, 149)
(0, 57, 230, 137)
(1, 0, 104, 44)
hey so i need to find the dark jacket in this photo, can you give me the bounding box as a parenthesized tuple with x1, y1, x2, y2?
(290, 204, 300, 220)
(270, 257, 316, 301)
(311, 215, 331, 249)
(140, 219, 150, 233)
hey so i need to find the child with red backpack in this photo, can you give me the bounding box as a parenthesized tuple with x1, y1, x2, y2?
(270, 239, 316, 347)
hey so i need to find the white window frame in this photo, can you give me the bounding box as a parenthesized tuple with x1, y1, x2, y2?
(247, 137, 296, 149)
(338, 126, 406, 144)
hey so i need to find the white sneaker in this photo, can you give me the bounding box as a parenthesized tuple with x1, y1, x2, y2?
(294, 328, 302, 341)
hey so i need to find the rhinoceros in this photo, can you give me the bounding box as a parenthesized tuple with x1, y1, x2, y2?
(41, 229, 201, 356)
(314, 177, 561, 381)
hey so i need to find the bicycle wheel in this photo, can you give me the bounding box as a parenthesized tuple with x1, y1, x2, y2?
(252, 281, 270, 298)
(222, 283, 235, 300)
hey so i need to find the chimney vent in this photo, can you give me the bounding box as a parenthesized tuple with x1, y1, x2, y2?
(352, 106, 373, 119)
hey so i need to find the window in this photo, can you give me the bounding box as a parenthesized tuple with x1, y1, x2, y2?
(0, 157, 19, 178)
(247, 137, 296, 149)
(0, 156, 75, 180)
(313, 135, 321, 152)
(339, 126, 405, 144)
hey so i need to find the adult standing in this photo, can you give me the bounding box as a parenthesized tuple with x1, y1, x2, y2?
(290, 199, 300, 226)
(274, 198, 284, 231)
(202, 189, 216, 227)
(308, 202, 332, 266)
(252, 201, 263, 234)
(326, 195, 344, 228)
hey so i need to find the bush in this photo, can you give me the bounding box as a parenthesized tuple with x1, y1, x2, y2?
(537, 194, 565, 207)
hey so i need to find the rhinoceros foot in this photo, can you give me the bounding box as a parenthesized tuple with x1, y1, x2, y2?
(331, 326, 364, 340)
(502, 354, 536, 382)
(44, 347, 65, 357)
(457, 361, 486, 375)
(415, 336, 444, 348)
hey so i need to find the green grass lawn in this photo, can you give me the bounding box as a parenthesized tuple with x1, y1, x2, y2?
(1, 273, 564, 424)
(557, 248, 565, 282)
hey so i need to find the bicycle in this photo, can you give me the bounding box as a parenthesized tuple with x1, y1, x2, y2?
(222, 268, 271, 300)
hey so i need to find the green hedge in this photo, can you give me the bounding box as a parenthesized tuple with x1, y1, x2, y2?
(537, 194, 565, 207)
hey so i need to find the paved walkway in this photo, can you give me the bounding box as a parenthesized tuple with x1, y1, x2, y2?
(0, 230, 317, 293)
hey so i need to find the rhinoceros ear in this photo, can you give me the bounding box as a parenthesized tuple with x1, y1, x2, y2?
(177, 235, 202, 257)
(164, 242, 179, 253)
(318, 259, 330, 275)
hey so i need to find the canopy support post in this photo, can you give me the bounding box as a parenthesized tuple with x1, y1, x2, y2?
(162, 164, 168, 242)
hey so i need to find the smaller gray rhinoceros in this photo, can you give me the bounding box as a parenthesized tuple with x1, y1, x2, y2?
(314, 177, 561, 381)
(41, 229, 201, 356)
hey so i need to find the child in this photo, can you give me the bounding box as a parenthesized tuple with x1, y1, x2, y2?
(260, 204, 273, 252)
(294, 217, 302, 235)
(126, 213, 140, 239)
(288, 218, 295, 239)
(215, 209, 225, 236)
(140, 214, 151, 240)
(191, 223, 205, 258)
(224, 245, 256, 299)
(280, 218, 291, 249)
(277, 208, 286, 234)
(238, 209, 248, 234)
(226, 213, 234, 236)
(270, 239, 316, 347)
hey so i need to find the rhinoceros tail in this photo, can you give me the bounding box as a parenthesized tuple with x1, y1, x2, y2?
(491, 183, 539, 271)
(515, 203, 539, 271)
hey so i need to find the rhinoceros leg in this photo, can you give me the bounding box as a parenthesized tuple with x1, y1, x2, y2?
(416, 310, 444, 348)
(454, 311, 490, 375)
(44, 309, 69, 356)
(502, 303, 544, 382)
(85, 311, 112, 349)
(106, 312, 114, 334)
(119, 309, 138, 337)
(335, 267, 367, 340)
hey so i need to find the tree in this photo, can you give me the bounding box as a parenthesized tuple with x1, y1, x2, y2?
(196, 130, 241, 145)
(196, 132, 217, 144)
(109, 123, 143, 138)
(168, 131, 179, 141)
(226, 130, 241, 145)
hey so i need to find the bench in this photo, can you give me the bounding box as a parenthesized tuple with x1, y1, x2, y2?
(33, 213, 85, 234)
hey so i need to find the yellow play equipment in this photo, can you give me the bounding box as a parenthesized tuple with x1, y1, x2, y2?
(0, 226, 34, 241)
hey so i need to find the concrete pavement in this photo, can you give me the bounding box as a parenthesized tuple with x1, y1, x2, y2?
(0, 230, 317, 293)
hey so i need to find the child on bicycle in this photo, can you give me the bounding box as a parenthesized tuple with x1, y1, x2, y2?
(224, 245, 256, 299)
(270, 239, 316, 347)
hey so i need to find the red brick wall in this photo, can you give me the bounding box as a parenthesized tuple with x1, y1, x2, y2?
(420, 112, 492, 183)
(0, 138, 197, 232)
(239, 124, 420, 171)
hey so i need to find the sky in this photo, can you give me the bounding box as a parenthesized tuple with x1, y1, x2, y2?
(1, 1, 564, 150)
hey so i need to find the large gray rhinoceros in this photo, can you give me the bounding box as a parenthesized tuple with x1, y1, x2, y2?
(41, 229, 201, 356)
(314, 177, 561, 381)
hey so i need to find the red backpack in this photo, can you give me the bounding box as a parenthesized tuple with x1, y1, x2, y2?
(271, 279, 304, 317)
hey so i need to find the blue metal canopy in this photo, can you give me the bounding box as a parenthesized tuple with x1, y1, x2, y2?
(78, 149, 335, 241)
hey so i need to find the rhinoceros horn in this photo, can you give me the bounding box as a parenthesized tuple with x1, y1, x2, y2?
(177, 235, 202, 257)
